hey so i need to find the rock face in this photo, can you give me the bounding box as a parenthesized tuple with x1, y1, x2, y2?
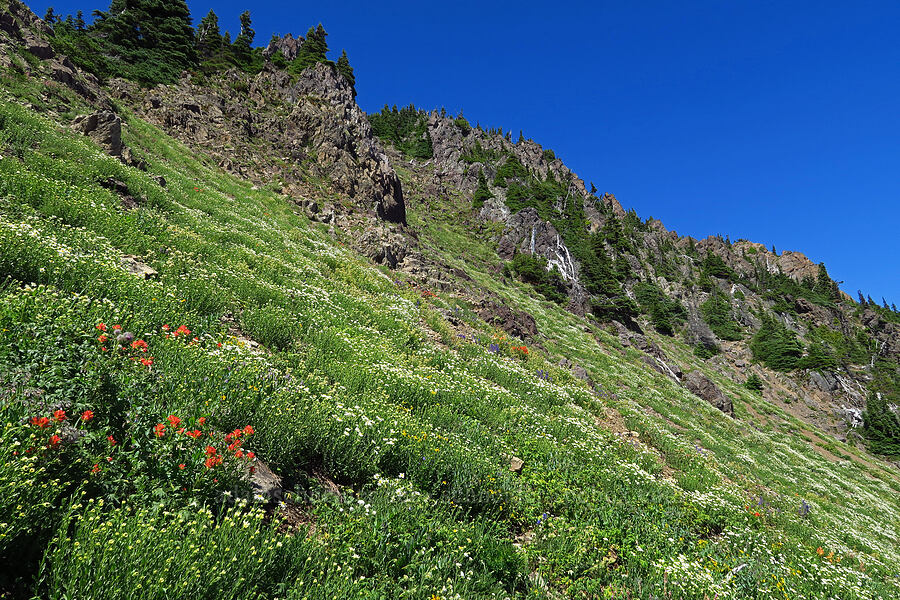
(683, 371, 734, 417)
(116, 63, 405, 224)
(498, 208, 578, 282)
(263, 34, 302, 61)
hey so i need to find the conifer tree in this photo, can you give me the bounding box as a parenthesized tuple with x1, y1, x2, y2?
(473, 169, 493, 209)
(293, 24, 329, 71)
(44, 7, 56, 24)
(94, 0, 197, 82)
(232, 11, 255, 63)
(74, 10, 85, 30)
(196, 9, 222, 57)
(336, 49, 356, 96)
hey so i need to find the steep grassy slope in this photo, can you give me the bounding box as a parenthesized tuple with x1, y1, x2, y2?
(1, 65, 899, 600)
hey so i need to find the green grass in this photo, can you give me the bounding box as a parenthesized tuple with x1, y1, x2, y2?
(0, 74, 898, 600)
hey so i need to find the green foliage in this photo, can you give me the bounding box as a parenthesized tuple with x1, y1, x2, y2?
(863, 391, 900, 456)
(460, 140, 502, 164)
(231, 10, 255, 64)
(472, 168, 493, 209)
(750, 314, 804, 371)
(797, 342, 840, 371)
(700, 292, 743, 341)
(196, 10, 222, 59)
(336, 49, 356, 97)
(291, 24, 330, 73)
(454, 114, 472, 135)
(542, 148, 556, 161)
(493, 154, 528, 186)
(504, 253, 567, 304)
(368, 104, 433, 159)
(701, 252, 734, 280)
(634, 281, 686, 335)
(70, 0, 199, 84)
(693, 343, 720, 359)
(744, 373, 764, 394)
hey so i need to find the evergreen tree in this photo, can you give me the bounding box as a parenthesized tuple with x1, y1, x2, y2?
(336, 49, 356, 96)
(814, 263, 835, 300)
(293, 24, 329, 70)
(750, 314, 804, 371)
(472, 169, 493, 209)
(196, 9, 222, 57)
(44, 7, 56, 24)
(232, 11, 255, 63)
(858, 290, 866, 305)
(863, 392, 900, 455)
(74, 10, 85, 30)
(744, 373, 764, 394)
(93, 0, 197, 83)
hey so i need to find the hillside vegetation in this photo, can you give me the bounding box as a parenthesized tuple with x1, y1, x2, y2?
(0, 1, 899, 599)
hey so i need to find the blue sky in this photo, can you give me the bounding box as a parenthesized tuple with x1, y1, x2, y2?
(33, 1, 900, 305)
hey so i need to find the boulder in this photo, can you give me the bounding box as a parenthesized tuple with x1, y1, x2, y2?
(73, 112, 123, 156)
(477, 301, 538, 340)
(683, 370, 734, 417)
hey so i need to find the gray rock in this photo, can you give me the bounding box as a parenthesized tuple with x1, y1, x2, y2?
(498, 208, 578, 282)
(73, 112, 122, 156)
(683, 370, 734, 416)
(263, 33, 301, 61)
(809, 371, 838, 393)
(120, 256, 158, 279)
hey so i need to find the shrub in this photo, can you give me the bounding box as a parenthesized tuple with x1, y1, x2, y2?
(744, 373, 764, 394)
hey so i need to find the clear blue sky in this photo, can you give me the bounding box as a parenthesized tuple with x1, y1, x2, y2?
(33, 1, 900, 305)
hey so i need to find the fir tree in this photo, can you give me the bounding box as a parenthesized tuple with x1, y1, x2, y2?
(94, 0, 197, 83)
(74, 10, 85, 30)
(232, 11, 255, 63)
(863, 392, 900, 455)
(336, 49, 356, 96)
(196, 9, 222, 58)
(293, 24, 329, 70)
(473, 169, 493, 209)
(43, 7, 56, 24)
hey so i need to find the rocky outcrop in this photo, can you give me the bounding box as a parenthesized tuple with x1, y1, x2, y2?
(498, 208, 578, 282)
(73, 112, 123, 156)
(683, 370, 734, 417)
(477, 302, 538, 340)
(116, 62, 406, 224)
(263, 34, 302, 61)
